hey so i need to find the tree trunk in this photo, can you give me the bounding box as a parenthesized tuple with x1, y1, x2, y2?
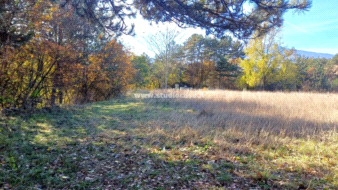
(51, 87, 56, 106)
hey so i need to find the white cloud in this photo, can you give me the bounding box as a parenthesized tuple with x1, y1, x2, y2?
(302, 19, 338, 30)
(284, 21, 314, 35)
(120, 15, 205, 57)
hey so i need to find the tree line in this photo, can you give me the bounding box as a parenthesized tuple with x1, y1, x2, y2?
(1, 0, 323, 110)
(133, 31, 338, 92)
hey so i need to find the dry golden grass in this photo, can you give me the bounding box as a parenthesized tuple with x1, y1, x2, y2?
(140, 89, 338, 138)
(131, 89, 338, 188)
(3, 89, 338, 189)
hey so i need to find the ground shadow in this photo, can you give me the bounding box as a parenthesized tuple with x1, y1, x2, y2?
(1, 97, 336, 189)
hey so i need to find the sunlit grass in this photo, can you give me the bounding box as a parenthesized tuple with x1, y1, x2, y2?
(1, 90, 338, 189)
(134, 89, 338, 188)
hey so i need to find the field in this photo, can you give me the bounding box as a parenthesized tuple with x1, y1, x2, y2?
(1, 89, 338, 189)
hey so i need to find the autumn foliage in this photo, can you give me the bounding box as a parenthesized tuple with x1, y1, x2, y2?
(76, 40, 135, 103)
(0, 1, 134, 109)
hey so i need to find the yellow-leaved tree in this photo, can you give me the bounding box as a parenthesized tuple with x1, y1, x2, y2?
(239, 32, 298, 90)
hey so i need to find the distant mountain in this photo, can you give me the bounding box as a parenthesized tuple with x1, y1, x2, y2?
(296, 50, 334, 59)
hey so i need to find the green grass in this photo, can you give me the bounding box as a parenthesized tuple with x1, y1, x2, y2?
(0, 93, 338, 189)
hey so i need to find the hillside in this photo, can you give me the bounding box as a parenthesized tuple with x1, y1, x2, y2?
(296, 50, 335, 59)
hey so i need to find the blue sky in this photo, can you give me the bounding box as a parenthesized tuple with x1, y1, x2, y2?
(281, 0, 338, 55)
(121, 0, 338, 57)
